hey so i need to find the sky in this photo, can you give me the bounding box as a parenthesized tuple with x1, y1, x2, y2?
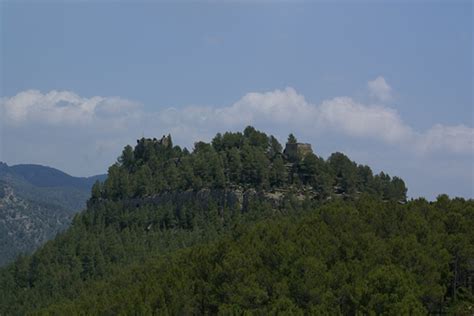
(0, 1, 473, 200)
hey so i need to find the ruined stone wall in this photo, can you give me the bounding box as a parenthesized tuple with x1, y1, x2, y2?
(296, 143, 313, 157)
(284, 143, 313, 158)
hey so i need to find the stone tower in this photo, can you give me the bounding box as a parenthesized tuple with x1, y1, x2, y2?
(284, 142, 313, 160)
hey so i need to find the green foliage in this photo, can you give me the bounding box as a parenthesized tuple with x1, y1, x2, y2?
(0, 164, 105, 266)
(3, 127, 453, 315)
(270, 155, 287, 187)
(1, 196, 471, 314)
(328, 152, 358, 195)
(287, 133, 297, 144)
(90, 127, 407, 202)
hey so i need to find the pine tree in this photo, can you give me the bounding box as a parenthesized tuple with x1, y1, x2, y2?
(287, 133, 297, 144)
(270, 155, 287, 187)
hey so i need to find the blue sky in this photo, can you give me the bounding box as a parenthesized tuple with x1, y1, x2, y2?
(1, 1, 473, 199)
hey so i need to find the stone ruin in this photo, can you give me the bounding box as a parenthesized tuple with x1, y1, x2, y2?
(137, 134, 172, 148)
(283, 142, 313, 159)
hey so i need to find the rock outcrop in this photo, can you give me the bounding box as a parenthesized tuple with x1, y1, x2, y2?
(125, 186, 317, 213)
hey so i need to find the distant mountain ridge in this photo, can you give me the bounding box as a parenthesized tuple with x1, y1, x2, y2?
(10, 164, 106, 189)
(0, 162, 106, 266)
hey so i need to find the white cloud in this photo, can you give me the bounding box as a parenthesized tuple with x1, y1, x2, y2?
(1, 89, 140, 126)
(152, 87, 471, 156)
(2, 87, 472, 157)
(156, 87, 314, 131)
(318, 97, 412, 143)
(1, 84, 473, 184)
(418, 124, 474, 154)
(368, 76, 392, 102)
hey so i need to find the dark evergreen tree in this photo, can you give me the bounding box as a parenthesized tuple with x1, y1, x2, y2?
(288, 133, 297, 144)
(268, 136, 283, 158)
(270, 155, 287, 187)
(119, 145, 135, 171)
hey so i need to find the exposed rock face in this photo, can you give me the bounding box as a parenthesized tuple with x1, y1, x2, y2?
(0, 184, 72, 266)
(125, 187, 305, 213)
(0, 163, 105, 266)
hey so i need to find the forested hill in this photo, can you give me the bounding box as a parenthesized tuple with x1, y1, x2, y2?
(0, 163, 106, 266)
(9, 164, 106, 190)
(91, 126, 407, 203)
(0, 127, 473, 314)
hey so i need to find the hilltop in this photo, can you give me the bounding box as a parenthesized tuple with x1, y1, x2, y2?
(90, 127, 406, 203)
(0, 127, 472, 314)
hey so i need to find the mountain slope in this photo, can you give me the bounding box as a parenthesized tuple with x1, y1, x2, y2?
(10, 164, 106, 190)
(37, 198, 474, 315)
(0, 127, 472, 314)
(0, 162, 106, 266)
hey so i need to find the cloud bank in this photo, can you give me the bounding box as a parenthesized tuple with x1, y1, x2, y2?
(2, 82, 473, 157)
(2, 90, 141, 127)
(1, 77, 472, 198)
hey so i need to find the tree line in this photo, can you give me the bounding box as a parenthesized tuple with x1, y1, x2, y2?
(1, 196, 472, 314)
(92, 126, 407, 202)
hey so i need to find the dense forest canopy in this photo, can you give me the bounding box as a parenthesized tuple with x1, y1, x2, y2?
(0, 163, 106, 266)
(92, 126, 407, 202)
(0, 127, 472, 315)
